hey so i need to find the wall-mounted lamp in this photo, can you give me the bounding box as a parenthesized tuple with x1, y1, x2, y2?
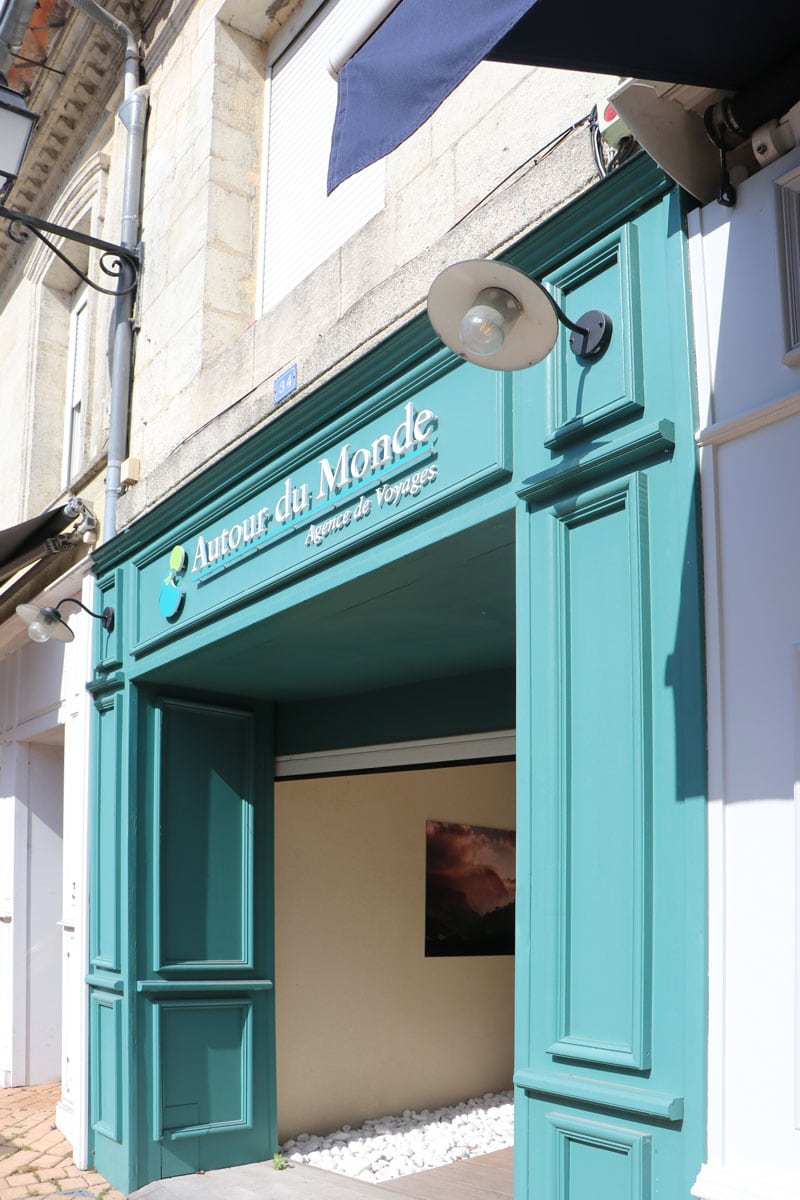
(0, 78, 38, 202)
(427, 259, 612, 370)
(0, 77, 139, 296)
(16, 598, 115, 644)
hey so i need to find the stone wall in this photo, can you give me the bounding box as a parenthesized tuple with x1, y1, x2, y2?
(119, 0, 614, 525)
(0, 0, 616, 536)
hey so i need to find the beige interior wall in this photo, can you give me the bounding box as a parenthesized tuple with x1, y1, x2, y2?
(274, 760, 515, 1140)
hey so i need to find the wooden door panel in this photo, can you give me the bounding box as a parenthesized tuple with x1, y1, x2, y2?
(137, 698, 276, 1183)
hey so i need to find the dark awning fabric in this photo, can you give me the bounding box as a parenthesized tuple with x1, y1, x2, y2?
(328, 0, 800, 192)
(328, 0, 535, 192)
(0, 505, 77, 584)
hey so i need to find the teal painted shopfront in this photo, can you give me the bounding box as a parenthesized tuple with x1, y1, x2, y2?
(87, 158, 707, 1199)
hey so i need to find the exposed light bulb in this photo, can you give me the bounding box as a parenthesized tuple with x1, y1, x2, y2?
(460, 307, 506, 356)
(459, 287, 520, 358)
(27, 618, 51, 642)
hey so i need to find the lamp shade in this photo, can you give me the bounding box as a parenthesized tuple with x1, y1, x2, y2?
(16, 603, 75, 643)
(427, 259, 559, 370)
(0, 82, 38, 200)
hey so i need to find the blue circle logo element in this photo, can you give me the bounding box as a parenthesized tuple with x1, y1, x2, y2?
(159, 545, 187, 620)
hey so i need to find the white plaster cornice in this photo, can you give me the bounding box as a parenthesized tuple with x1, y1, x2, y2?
(695, 391, 800, 447)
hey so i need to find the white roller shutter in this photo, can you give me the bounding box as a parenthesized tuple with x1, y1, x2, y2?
(261, 0, 385, 314)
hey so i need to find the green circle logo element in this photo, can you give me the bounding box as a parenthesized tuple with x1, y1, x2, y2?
(159, 545, 187, 620)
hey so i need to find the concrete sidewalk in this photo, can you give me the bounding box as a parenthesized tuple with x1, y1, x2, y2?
(0, 1082, 125, 1200)
(130, 1150, 515, 1200)
(131, 1161, 384, 1200)
(130, 1150, 514, 1200)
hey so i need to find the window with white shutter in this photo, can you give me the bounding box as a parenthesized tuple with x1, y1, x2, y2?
(260, 0, 385, 314)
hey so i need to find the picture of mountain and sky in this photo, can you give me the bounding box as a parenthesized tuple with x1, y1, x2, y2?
(425, 820, 516, 957)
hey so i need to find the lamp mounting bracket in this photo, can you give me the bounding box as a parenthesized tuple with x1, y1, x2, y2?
(0, 202, 140, 296)
(567, 309, 613, 360)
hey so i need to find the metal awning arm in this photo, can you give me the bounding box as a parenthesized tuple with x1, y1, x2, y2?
(0, 201, 140, 295)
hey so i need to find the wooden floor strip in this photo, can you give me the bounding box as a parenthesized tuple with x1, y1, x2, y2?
(376, 1148, 513, 1200)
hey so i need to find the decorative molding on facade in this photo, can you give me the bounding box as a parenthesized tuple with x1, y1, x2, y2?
(695, 391, 800, 447)
(24, 151, 110, 285)
(0, 0, 137, 296)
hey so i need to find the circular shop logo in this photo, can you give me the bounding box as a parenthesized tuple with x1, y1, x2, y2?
(159, 545, 187, 620)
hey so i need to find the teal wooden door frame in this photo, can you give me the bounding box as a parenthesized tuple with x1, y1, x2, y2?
(86, 673, 134, 1191)
(512, 187, 707, 1200)
(86, 159, 705, 1199)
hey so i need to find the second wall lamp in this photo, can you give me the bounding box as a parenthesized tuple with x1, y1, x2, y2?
(427, 259, 612, 370)
(16, 597, 115, 643)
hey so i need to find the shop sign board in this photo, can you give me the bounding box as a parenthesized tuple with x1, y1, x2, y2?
(133, 368, 511, 653)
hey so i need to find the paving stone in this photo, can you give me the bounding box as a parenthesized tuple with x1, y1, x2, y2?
(41, 1165, 68, 1179)
(30, 1155, 63, 1170)
(0, 1152, 38, 1177)
(0, 1087, 118, 1200)
(5, 1172, 39, 1188)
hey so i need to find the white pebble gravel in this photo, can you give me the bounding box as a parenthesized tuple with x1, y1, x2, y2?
(280, 1090, 513, 1184)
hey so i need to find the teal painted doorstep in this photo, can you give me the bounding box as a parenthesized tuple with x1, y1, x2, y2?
(87, 154, 706, 1198)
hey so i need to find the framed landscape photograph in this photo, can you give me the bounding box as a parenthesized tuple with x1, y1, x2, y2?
(425, 820, 516, 957)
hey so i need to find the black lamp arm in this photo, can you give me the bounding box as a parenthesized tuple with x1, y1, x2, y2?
(55, 597, 115, 632)
(548, 293, 590, 336)
(549, 294, 613, 360)
(0, 202, 139, 297)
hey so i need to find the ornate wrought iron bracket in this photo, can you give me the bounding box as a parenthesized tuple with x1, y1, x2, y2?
(0, 202, 140, 296)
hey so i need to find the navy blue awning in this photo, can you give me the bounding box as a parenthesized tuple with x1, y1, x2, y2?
(328, 0, 800, 192)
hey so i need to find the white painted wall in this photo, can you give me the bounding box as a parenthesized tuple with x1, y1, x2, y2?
(689, 144, 800, 1200)
(25, 739, 64, 1083)
(0, 571, 93, 1165)
(54, 573, 94, 1167)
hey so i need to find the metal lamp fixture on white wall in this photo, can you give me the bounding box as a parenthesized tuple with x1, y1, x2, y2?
(16, 598, 115, 643)
(427, 259, 612, 370)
